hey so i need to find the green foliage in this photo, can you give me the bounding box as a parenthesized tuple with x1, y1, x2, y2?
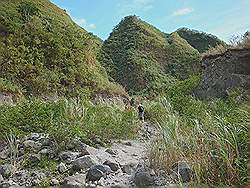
(18, 2, 40, 22)
(0, 78, 22, 94)
(146, 91, 249, 186)
(177, 28, 227, 53)
(99, 16, 201, 94)
(0, 0, 126, 97)
(0, 98, 139, 148)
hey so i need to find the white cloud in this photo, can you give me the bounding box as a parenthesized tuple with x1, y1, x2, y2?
(173, 8, 194, 16)
(75, 18, 86, 26)
(73, 18, 96, 30)
(89, 24, 96, 29)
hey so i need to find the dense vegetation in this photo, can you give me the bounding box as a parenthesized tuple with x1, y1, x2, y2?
(146, 77, 249, 186)
(0, 98, 139, 148)
(177, 28, 227, 53)
(99, 16, 201, 95)
(0, 0, 126, 97)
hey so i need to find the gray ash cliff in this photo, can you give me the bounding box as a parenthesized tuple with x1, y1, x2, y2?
(195, 48, 250, 99)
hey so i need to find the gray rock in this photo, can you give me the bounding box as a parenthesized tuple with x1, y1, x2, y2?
(0, 150, 9, 160)
(0, 180, 20, 188)
(23, 140, 42, 151)
(103, 160, 119, 171)
(28, 154, 41, 163)
(39, 148, 55, 159)
(29, 133, 40, 141)
(133, 164, 154, 188)
(123, 142, 132, 146)
(0, 164, 15, 178)
(121, 163, 136, 175)
(67, 140, 90, 155)
(59, 151, 82, 163)
(171, 161, 192, 183)
(63, 174, 86, 188)
(72, 156, 98, 172)
(51, 178, 59, 186)
(57, 162, 68, 173)
(105, 149, 118, 156)
(110, 184, 127, 188)
(86, 165, 111, 182)
(0, 174, 3, 182)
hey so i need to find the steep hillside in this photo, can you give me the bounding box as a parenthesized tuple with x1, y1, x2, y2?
(0, 0, 126, 97)
(99, 16, 200, 94)
(177, 28, 227, 53)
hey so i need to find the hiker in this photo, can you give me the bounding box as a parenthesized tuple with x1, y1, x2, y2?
(138, 103, 145, 122)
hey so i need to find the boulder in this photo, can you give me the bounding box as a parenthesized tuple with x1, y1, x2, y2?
(63, 174, 86, 188)
(0, 175, 3, 182)
(72, 156, 98, 172)
(171, 161, 192, 183)
(86, 165, 112, 182)
(133, 163, 154, 188)
(103, 160, 119, 172)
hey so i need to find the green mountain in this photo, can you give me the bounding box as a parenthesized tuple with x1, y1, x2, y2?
(0, 0, 126, 97)
(99, 16, 201, 94)
(176, 27, 227, 53)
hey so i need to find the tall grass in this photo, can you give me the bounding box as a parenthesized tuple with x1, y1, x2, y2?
(146, 97, 249, 186)
(0, 98, 139, 148)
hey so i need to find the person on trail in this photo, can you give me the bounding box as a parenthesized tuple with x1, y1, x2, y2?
(138, 104, 145, 122)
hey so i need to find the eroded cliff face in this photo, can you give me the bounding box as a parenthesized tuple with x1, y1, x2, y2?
(195, 48, 250, 99)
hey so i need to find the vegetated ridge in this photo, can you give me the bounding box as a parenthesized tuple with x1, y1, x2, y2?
(99, 16, 201, 95)
(0, 0, 126, 97)
(176, 27, 227, 53)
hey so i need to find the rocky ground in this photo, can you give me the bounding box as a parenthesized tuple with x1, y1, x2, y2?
(0, 123, 191, 188)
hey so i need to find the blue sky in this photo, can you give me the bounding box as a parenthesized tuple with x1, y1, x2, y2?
(51, 0, 250, 42)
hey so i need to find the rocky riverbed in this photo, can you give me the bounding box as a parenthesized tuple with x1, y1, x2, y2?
(0, 123, 191, 188)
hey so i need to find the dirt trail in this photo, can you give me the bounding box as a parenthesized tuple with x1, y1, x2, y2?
(85, 122, 167, 187)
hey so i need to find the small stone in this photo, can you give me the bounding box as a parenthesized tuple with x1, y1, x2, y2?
(0, 150, 9, 160)
(0, 180, 20, 188)
(57, 162, 68, 173)
(29, 133, 40, 141)
(23, 140, 42, 151)
(51, 178, 59, 186)
(123, 142, 132, 146)
(103, 160, 119, 171)
(121, 163, 136, 175)
(72, 155, 98, 172)
(105, 149, 118, 156)
(0, 174, 3, 182)
(63, 174, 86, 188)
(0, 164, 15, 178)
(59, 151, 82, 163)
(28, 154, 41, 163)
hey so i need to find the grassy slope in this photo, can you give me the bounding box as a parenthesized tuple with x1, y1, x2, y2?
(177, 27, 227, 53)
(0, 0, 126, 97)
(99, 16, 201, 94)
